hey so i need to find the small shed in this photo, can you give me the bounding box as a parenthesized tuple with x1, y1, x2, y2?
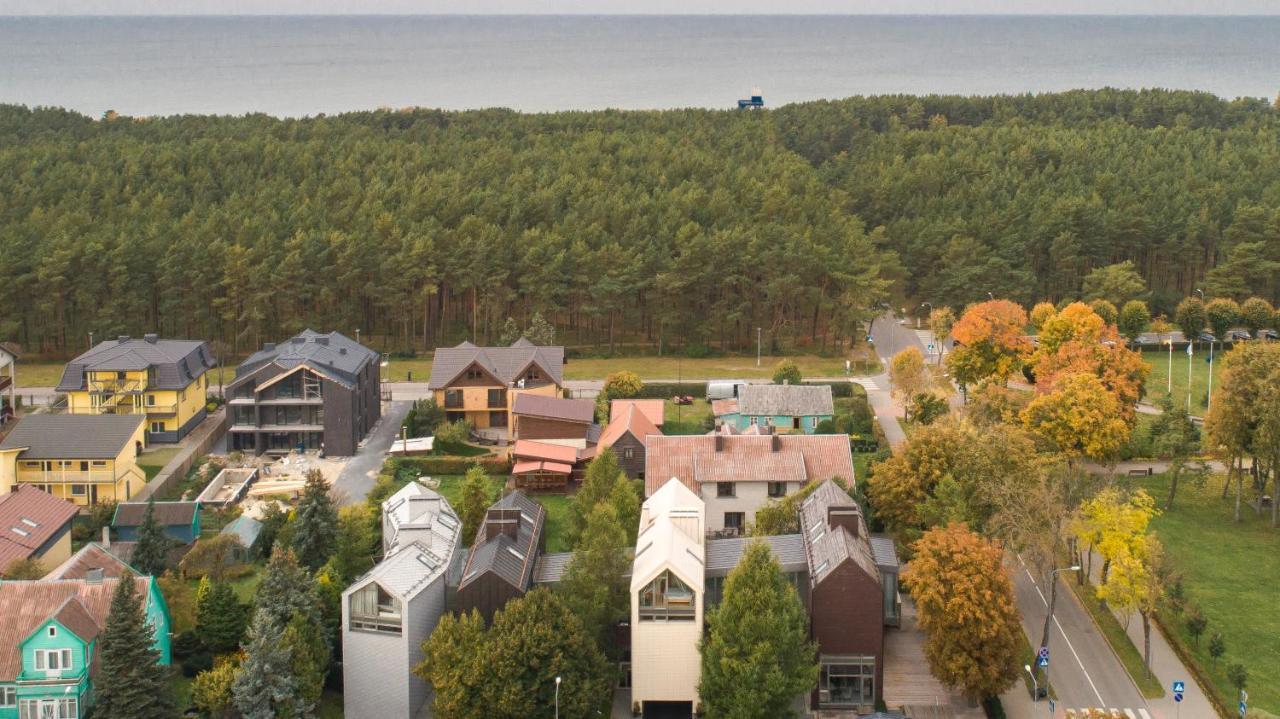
(219, 515, 264, 560)
(113, 501, 202, 544)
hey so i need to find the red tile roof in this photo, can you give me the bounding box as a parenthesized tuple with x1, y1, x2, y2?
(643, 434, 856, 496)
(598, 401, 662, 449)
(43, 543, 136, 581)
(610, 399, 665, 427)
(511, 440, 579, 465)
(0, 487, 79, 570)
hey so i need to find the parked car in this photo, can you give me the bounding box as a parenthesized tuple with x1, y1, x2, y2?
(1227, 329, 1252, 341)
(707, 379, 748, 401)
(1198, 331, 1217, 343)
(1261, 329, 1279, 341)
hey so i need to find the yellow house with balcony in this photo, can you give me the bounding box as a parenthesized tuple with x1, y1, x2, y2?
(426, 338, 565, 434)
(58, 334, 216, 443)
(0, 414, 148, 507)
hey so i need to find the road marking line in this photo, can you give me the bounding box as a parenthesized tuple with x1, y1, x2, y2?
(1138, 710, 1151, 719)
(1124, 709, 1137, 719)
(1018, 554, 1107, 706)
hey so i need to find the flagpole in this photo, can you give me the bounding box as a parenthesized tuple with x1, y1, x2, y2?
(1207, 340, 1215, 412)
(1167, 335, 1172, 396)
(1186, 340, 1194, 412)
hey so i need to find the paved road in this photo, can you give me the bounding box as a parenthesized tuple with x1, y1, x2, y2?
(334, 400, 411, 506)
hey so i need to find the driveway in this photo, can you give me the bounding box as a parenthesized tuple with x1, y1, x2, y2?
(334, 400, 411, 506)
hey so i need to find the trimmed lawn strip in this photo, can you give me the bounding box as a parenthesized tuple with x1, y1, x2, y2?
(12, 362, 64, 388)
(1139, 347, 1223, 415)
(1132, 472, 1280, 714)
(1062, 574, 1165, 698)
(663, 398, 712, 435)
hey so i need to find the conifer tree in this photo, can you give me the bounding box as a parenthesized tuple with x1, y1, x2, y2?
(567, 448, 622, 547)
(256, 546, 322, 629)
(558, 504, 631, 647)
(699, 540, 818, 718)
(282, 611, 329, 716)
(192, 655, 241, 719)
(232, 608, 299, 719)
(292, 468, 338, 570)
(95, 573, 175, 718)
(608, 476, 641, 543)
(415, 610, 490, 719)
(195, 577, 247, 655)
(457, 464, 493, 545)
(131, 498, 170, 577)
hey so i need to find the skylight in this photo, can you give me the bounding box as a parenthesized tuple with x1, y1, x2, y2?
(20, 518, 39, 528)
(11, 527, 30, 537)
(507, 547, 525, 561)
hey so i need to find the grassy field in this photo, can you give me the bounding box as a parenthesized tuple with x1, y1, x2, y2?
(1138, 347, 1223, 414)
(1131, 472, 1280, 713)
(137, 446, 182, 477)
(663, 398, 712, 435)
(433, 474, 572, 552)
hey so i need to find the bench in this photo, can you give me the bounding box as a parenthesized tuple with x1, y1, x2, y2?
(1127, 468, 1153, 477)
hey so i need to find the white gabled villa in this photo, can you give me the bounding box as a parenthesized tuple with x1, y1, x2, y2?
(630, 478, 706, 716)
(341, 482, 463, 719)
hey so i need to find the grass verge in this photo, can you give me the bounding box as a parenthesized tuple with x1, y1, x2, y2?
(1062, 575, 1165, 698)
(432, 474, 570, 552)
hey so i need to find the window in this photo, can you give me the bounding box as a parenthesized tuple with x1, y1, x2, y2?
(20, 461, 44, 470)
(724, 512, 745, 532)
(811, 416, 819, 428)
(150, 421, 165, 434)
(623, 447, 635, 460)
(146, 394, 156, 407)
(71, 485, 86, 496)
(487, 389, 506, 408)
(749, 416, 758, 426)
(348, 583, 402, 634)
(0, 687, 13, 707)
(78, 461, 89, 472)
(716, 482, 735, 498)
(767, 482, 787, 498)
(116, 371, 126, 380)
(17, 698, 77, 719)
(47, 627, 56, 637)
(91, 461, 107, 469)
(444, 389, 463, 409)
(638, 570, 696, 621)
(34, 649, 72, 671)
(466, 368, 484, 381)
(820, 657, 876, 707)
(525, 369, 541, 382)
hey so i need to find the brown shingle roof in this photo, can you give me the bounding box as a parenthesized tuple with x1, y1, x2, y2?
(427, 340, 564, 390)
(598, 401, 662, 450)
(0, 577, 150, 681)
(113, 501, 199, 528)
(512, 394, 594, 424)
(610, 399, 664, 427)
(51, 596, 102, 644)
(643, 434, 856, 496)
(43, 542, 137, 580)
(0, 487, 79, 570)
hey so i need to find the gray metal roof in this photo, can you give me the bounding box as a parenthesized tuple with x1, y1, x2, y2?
(705, 534, 808, 577)
(427, 340, 565, 390)
(57, 336, 215, 392)
(459, 491, 545, 592)
(532, 548, 636, 585)
(346, 539, 454, 602)
(220, 515, 264, 549)
(735, 384, 834, 417)
(232, 330, 377, 390)
(869, 534, 900, 573)
(0, 414, 144, 459)
(799, 480, 880, 586)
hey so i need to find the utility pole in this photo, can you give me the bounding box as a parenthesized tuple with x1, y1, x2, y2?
(1208, 339, 1215, 412)
(756, 326, 761, 367)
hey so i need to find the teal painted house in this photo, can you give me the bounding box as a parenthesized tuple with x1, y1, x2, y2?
(0, 570, 171, 719)
(112, 501, 201, 544)
(712, 384, 835, 434)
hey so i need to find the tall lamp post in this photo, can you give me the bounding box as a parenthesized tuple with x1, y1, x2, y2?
(1035, 564, 1082, 691)
(756, 326, 762, 367)
(919, 302, 934, 353)
(554, 675, 561, 719)
(1024, 664, 1039, 702)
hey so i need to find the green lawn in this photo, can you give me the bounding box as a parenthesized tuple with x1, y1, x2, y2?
(386, 354, 878, 383)
(1139, 347, 1223, 414)
(663, 398, 712, 435)
(12, 362, 64, 388)
(1132, 472, 1280, 713)
(433, 474, 571, 552)
(138, 446, 182, 469)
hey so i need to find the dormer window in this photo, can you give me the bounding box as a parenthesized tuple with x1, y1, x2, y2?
(638, 570, 696, 621)
(349, 583, 402, 635)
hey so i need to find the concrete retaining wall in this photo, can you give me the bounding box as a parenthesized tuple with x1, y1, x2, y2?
(136, 408, 229, 501)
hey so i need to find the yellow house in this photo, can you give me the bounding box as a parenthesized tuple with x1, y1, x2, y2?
(0, 414, 148, 507)
(426, 338, 565, 433)
(0, 485, 80, 572)
(58, 334, 215, 443)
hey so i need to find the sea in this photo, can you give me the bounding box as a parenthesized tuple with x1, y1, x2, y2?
(1, 14, 1279, 117)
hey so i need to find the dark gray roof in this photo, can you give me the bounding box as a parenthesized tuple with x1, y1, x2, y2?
(0, 414, 144, 459)
(427, 340, 564, 390)
(705, 534, 808, 577)
(869, 534, 900, 573)
(57, 336, 215, 391)
(799, 480, 880, 586)
(113, 501, 199, 528)
(533, 547, 636, 585)
(232, 330, 377, 390)
(512, 394, 593, 423)
(459, 491, 545, 592)
(735, 384, 834, 417)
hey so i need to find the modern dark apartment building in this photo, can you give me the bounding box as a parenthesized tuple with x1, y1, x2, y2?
(226, 330, 381, 456)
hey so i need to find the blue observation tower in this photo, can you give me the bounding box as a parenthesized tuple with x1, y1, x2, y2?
(737, 87, 764, 109)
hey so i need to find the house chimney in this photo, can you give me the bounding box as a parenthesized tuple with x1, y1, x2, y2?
(143, 334, 158, 344)
(85, 568, 104, 584)
(263, 342, 276, 352)
(714, 434, 725, 452)
(101, 526, 111, 547)
(339, 348, 347, 355)
(771, 434, 782, 452)
(828, 505, 862, 538)
(483, 508, 521, 542)
(117, 336, 131, 344)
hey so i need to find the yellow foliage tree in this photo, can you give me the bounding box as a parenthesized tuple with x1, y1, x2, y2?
(1028, 301, 1057, 332)
(946, 299, 1032, 388)
(889, 346, 929, 419)
(1022, 372, 1129, 462)
(1037, 301, 1106, 355)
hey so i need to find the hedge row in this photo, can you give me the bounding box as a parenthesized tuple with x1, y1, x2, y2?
(393, 455, 513, 476)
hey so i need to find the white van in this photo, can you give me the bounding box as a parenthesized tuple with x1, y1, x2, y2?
(706, 379, 749, 401)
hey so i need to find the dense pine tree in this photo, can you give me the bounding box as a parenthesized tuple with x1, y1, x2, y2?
(291, 469, 338, 571)
(558, 504, 631, 649)
(130, 498, 170, 577)
(232, 608, 300, 719)
(195, 577, 247, 655)
(457, 464, 493, 546)
(94, 574, 175, 718)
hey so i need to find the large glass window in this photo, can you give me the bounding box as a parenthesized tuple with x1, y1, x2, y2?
(820, 657, 876, 707)
(17, 698, 76, 719)
(348, 583, 402, 634)
(487, 389, 506, 408)
(444, 390, 463, 409)
(638, 570, 696, 621)
(767, 482, 786, 498)
(0, 687, 15, 706)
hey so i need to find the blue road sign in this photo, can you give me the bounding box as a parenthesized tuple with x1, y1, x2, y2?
(1173, 681, 1186, 693)
(1036, 656, 1049, 668)
(1240, 701, 1247, 717)
(1175, 693, 1184, 703)
(1038, 647, 1050, 660)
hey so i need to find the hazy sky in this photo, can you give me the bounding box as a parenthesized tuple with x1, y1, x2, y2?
(3, 0, 1278, 15)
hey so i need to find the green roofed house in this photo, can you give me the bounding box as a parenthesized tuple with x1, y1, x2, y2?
(112, 501, 201, 544)
(712, 384, 834, 434)
(0, 571, 171, 719)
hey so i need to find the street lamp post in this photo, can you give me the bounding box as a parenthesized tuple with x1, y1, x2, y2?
(554, 676, 561, 719)
(756, 326, 762, 367)
(1035, 565, 1082, 692)
(1024, 664, 1039, 702)
(987, 291, 995, 301)
(919, 301, 932, 330)
(355, 328, 361, 345)
(88, 331, 95, 350)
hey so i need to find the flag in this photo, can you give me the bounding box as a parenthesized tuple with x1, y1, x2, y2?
(1186, 342, 1194, 356)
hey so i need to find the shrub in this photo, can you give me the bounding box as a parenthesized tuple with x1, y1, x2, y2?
(772, 358, 802, 385)
(394, 455, 512, 476)
(634, 382, 707, 399)
(910, 393, 949, 425)
(602, 371, 643, 399)
(433, 418, 472, 445)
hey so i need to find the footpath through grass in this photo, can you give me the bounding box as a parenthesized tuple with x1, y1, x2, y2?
(1132, 472, 1280, 714)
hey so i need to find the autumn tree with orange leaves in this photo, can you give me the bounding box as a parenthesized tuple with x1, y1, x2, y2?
(1022, 372, 1130, 462)
(1030, 302, 1149, 424)
(904, 523, 1021, 702)
(946, 300, 1032, 389)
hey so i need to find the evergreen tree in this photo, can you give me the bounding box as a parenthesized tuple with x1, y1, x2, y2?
(255, 547, 322, 629)
(458, 464, 493, 546)
(608, 476, 641, 544)
(195, 577, 247, 655)
(415, 610, 490, 719)
(330, 503, 377, 582)
(232, 608, 300, 719)
(281, 611, 329, 716)
(291, 468, 337, 571)
(772, 358, 803, 385)
(95, 574, 175, 718)
(699, 540, 818, 718)
(131, 498, 170, 577)
(192, 655, 241, 719)
(558, 504, 631, 648)
(525, 312, 556, 346)
(567, 448, 622, 547)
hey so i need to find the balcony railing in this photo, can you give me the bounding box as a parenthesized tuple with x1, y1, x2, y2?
(17, 469, 120, 484)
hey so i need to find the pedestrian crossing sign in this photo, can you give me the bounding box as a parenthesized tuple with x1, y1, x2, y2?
(1173, 681, 1185, 693)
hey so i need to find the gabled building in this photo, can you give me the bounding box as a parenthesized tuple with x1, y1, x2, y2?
(0, 343, 17, 426)
(644, 433, 855, 535)
(427, 339, 564, 434)
(598, 400, 663, 481)
(799, 480, 896, 713)
(43, 542, 137, 581)
(630, 478, 705, 717)
(0, 487, 79, 574)
(0, 414, 148, 507)
(0, 573, 171, 719)
(57, 335, 215, 443)
(227, 330, 381, 456)
(713, 383, 834, 435)
(509, 440, 583, 493)
(342, 487, 463, 719)
(455, 491, 545, 623)
(510, 394, 597, 445)
(112, 501, 201, 544)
